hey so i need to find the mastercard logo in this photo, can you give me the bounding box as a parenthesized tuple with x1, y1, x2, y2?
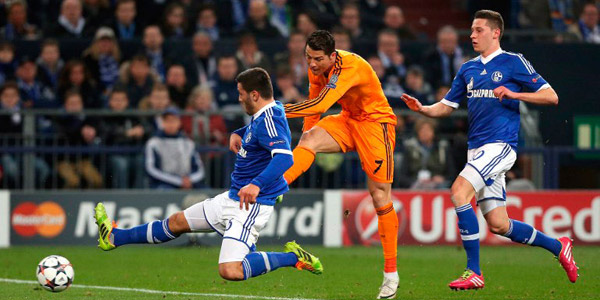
(11, 201, 66, 238)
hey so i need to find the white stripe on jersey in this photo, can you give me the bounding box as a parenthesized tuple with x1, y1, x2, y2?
(264, 108, 278, 138)
(271, 149, 293, 157)
(504, 51, 534, 74)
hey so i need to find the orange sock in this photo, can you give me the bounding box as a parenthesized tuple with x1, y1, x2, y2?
(376, 202, 398, 273)
(283, 146, 316, 184)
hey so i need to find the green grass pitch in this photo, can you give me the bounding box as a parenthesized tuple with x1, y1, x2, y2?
(0, 245, 598, 299)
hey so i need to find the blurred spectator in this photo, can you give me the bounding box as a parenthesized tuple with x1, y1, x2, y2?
(110, 0, 142, 40)
(36, 39, 64, 92)
(139, 83, 171, 132)
(518, 0, 552, 30)
(213, 55, 245, 131)
(397, 118, 454, 189)
(357, 0, 385, 29)
(295, 12, 318, 37)
(568, 3, 600, 43)
(162, 2, 188, 39)
(367, 55, 404, 108)
(47, 0, 94, 39)
(142, 25, 167, 81)
(235, 33, 272, 73)
(186, 32, 217, 87)
(0, 42, 17, 85)
(339, 3, 370, 42)
(274, 65, 305, 104)
(82, 0, 111, 30)
(145, 107, 205, 189)
(423, 25, 465, 89)
(165, 64, 192, 109)
(56, 90, 103, 189)
(213, 55, 240, 109)
(548, 0, 578, 33)
(103, 88, 147, 188)
(377, 29, 407, 80)
(229, 0, 250, 31)
(239, 0, 282, 39)
(83, 27, 121, 94)
(0, 0, 40, 41)
(383, 5, 416, 41)
(0, 82, 50, 188)
(403, 66, 434, 105)
(274, 30, 308, 90)
(181, 85, 228, 145)
(58, 59, 101, 108)
(331, 26, 352, 51)
(117, 54, 159, 108)
(194, 4, 221, 41)
(269, 0, 294, 38)
(302, 0, 342, 29)
(16, 57, 57, 109)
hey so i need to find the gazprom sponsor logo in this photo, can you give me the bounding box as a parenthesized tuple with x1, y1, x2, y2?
(468, 89, 499, 99)
(466, 77, 498, 99)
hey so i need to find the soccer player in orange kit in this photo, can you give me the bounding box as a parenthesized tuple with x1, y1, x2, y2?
(283, 30, 399, 299)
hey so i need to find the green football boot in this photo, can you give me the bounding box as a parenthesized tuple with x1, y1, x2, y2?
(275, 194, 284, 204)
(94, 202, 116, 251)
(284, 240, 323, 275)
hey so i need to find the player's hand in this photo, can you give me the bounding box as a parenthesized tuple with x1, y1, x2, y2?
(401, 94, 423, 112)
(238, 183, 260, 211)
(229, 133, 242, 154)
(181, 176, 192, 189)
(493, 86, 517, 102)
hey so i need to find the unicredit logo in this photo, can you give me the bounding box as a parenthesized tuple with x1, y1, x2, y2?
(11, 201, 66, 238)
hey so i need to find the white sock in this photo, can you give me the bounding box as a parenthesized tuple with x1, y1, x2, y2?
(384, 271, 399, 281)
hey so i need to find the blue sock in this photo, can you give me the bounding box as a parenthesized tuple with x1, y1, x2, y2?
(504, 219, 561, 256)
(456, 203, 481, 275)
(241, 252, 298, 280)
(112, 219, 179, 246)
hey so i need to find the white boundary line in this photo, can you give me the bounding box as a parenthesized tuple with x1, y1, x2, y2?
(0, 278, 325, 300)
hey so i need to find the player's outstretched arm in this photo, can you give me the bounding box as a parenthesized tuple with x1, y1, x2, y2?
(401, 94, 454, 118)
(493, 86, 559, 105)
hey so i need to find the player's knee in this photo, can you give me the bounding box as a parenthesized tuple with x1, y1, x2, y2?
(488, 219, 510, 235)
(167, 212, 190, 235)
(218, 264, 244, 281)
(297, 130, 317, 149)
(369, 185, 390, 207)
(450, 183, 469, 207)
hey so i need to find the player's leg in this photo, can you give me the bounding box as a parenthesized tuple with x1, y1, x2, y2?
(450, 176, 480, 276)
(283, 115, 351, 184)
(482, 197, 579, 282)
(351, 121, 398, 298)
(94, 198, 214, 250)
(217, 201, 321, 281)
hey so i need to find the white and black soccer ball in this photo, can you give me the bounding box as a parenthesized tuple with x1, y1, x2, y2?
(36, 255, 74, 292)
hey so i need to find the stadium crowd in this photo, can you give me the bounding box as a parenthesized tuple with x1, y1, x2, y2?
(0, 0, 598, 190)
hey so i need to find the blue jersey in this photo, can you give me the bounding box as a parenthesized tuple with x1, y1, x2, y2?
(229, 101, 292, 205)
(442, 48, 550, 150)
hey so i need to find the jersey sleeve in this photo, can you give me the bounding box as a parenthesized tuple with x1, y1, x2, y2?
(301, 81, 323, 131)
(511, 54, 550, 92)
(284, 62, 360, 117)
(257, 113, 293, 157)
(440, 64, 467, 109)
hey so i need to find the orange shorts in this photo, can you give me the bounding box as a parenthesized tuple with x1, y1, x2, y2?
(316, 114, 395, 183)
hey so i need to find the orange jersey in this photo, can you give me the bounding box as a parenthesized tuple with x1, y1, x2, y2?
(284, 50, 397, 128)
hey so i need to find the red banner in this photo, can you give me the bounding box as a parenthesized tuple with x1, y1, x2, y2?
(342, 191, 600, 245)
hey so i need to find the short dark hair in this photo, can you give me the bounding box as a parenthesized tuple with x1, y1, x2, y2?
(131, 54, 150, 65)
(115, 0, 135, 8)
(41, 38, 59, 50)
(474, 10, 504, 39)
(236, 67, 273, 99)
(306, 30, 336, 55)
(0, 81, 19, 95)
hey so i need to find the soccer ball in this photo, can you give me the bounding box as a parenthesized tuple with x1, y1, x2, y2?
(36, 255, 74, 292)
